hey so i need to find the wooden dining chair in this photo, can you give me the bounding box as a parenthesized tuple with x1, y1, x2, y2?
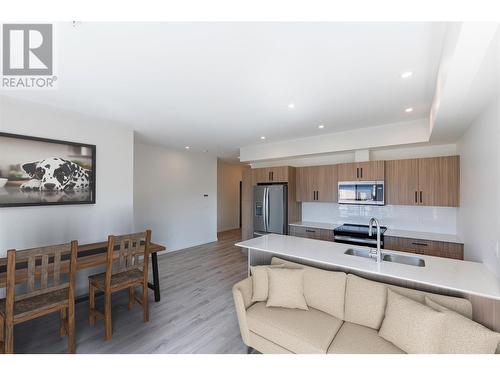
(0, 241, 78, 354)
(88, 230, 151, 341)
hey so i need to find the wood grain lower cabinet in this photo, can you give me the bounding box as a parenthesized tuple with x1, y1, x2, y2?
(289, 226, 333, 241)
(384, 236, 464, 260)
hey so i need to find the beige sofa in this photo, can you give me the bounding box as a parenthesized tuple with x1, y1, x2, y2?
(233, 257, 499, 354)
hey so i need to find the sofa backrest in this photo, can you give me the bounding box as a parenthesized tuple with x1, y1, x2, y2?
(271, 257, 346, 320)
(344, 273, 473, 330)
(271, 257, 473, 330)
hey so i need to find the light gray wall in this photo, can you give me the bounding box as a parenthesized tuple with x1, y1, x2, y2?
(458, 96, 500, 277)
(0, 96, 135, 295)
(134, 141, 217, 252)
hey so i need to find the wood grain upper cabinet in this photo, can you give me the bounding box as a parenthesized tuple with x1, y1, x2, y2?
(385, 156, 460, 207)
(253, 167, 289, 183)
(337, 163, 358, 182)
(315, 165, 337, 202)
(337, 161, 384, 181)
(296, 165, 337, 202)
(295, 166, 314, 202)
(357, 161, 384, 181)
(418, 156, 460, 207)
(385, 159, 419, 205)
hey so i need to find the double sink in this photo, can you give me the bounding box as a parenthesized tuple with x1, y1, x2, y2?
(344, 248, 426, 267)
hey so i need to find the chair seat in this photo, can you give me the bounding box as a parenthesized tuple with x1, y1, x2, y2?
(89, 269, 144, 291)
(0, 288, 69, 320)
(246, 302, 343, 354)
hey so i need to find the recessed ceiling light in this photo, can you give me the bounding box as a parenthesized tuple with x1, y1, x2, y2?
(318, 124, 325, 129)
(405, 107, 413, 113)
(185, 146, 190, 150)
(260, 136, 266, 140)
(401, 71, 413, 79)
(287, 103, 295, 109)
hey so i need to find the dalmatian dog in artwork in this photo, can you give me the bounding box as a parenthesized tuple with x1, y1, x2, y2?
(20, 158, 92, 191)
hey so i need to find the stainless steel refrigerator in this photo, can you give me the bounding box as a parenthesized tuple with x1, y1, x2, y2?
(253, 184, 288, 237)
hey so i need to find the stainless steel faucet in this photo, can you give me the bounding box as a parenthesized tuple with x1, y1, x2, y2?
(368, 217, 382, 263)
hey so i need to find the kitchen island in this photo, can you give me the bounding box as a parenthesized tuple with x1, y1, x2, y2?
(236, 234, 500, 301)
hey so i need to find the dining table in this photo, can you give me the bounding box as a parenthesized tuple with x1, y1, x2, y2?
(0, 240, 166, 302)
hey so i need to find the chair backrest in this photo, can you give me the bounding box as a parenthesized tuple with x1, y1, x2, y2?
(104, 230, 151, 289)
(5, 241, 78, 318)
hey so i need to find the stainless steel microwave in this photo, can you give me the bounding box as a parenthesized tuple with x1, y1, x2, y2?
(338, 181, 385, 205)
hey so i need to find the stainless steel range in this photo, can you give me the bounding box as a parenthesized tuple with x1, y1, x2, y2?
(333, 223, 387, 248)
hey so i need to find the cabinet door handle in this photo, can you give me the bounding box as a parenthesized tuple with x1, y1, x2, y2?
(411, 242, 428, 246)
(360, 167, 363, 179)
(415, 191, 418, 203)
(316, 191, 319, 200)
(420, 191, 423, 203)
(305, 229, 316, 233)
(356, 168, 359, 179)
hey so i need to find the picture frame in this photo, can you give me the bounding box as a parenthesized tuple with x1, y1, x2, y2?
(0, 132, 96, 207)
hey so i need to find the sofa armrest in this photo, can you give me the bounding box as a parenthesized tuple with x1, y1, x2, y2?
(232, 277, 253, 345)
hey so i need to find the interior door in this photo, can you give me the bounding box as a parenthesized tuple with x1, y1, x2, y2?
(267, 185, 286, 234)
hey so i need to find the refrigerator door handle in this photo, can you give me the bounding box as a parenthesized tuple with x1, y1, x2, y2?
(265, 186, 270, 232)
(263, 187, 268, 232)
(262, 188, 267, 232)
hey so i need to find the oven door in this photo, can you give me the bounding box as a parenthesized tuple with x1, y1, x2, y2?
(338, 181, 385, 205)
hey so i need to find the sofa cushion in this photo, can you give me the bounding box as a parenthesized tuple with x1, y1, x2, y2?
(425, 297, 500, 354)
(327, 322, 405, 354)
(267, 268, 308, 310)
(247, 302, 343, 353)
(387, 284, 473, 319)
(344, 274, 387, 330)
(421, 293, 472, 319)
(379, 290, 446, 354)
(271, 257, 346, 319)
(250, 264, 283, 302)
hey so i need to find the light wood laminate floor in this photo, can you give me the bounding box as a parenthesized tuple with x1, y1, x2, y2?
(12, 229, 248, 354)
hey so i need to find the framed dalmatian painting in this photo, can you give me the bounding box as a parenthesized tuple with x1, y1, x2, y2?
(0, 132, 96, 207)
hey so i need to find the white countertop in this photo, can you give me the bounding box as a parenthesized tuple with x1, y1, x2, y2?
(289, 221, 342, 230)
(289, 221, 463, 244)
(384, 229, 463, 244)
(236, 234, 500, 301)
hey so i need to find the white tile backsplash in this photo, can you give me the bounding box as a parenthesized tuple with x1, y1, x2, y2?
(302, 203, 458, 234)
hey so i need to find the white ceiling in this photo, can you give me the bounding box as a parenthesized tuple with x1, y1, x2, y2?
(2, 22, 448, 159)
